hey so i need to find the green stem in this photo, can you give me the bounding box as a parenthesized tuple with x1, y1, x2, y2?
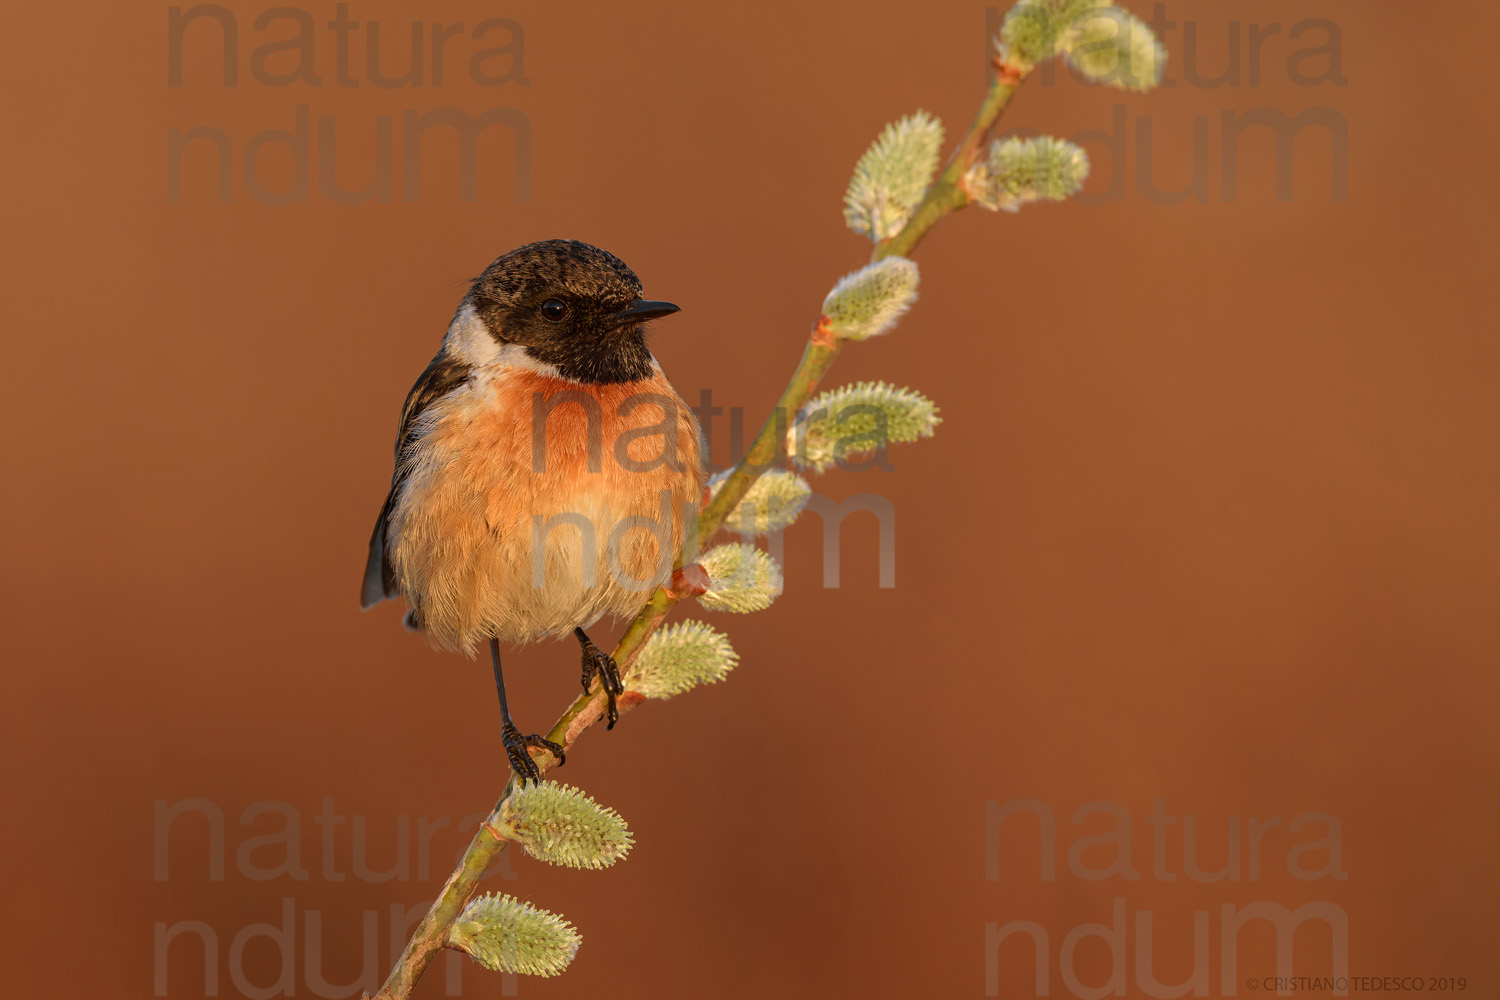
(372, 825, 507, 999)
(699, 335, 839, 537)
(370, 63, 1025, 1000)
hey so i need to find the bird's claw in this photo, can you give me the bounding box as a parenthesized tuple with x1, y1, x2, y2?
(579, 640, 624, 730)
(501, 721, 565, 784)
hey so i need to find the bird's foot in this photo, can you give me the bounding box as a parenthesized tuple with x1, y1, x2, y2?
(501, 721, 565, 784)
(579, 637, 624, 730)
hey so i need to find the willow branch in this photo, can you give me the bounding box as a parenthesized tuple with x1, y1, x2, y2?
(875, 63, 1023, 260)
(369, 63, 1027, 1000)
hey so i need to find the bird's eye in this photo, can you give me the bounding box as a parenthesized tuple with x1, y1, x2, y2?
(540, 299, 568, 321)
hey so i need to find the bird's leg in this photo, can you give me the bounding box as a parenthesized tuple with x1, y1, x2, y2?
(491, 638, 565, 783)
(575, 626, 624, 730)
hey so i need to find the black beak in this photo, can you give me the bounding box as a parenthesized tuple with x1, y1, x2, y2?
(607, 299, 680, 328)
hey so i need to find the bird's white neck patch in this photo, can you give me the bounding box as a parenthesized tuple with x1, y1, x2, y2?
(441, 300, 663, 384)
(442, 301, 562, 377)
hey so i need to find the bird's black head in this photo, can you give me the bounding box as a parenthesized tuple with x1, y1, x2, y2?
(468, 239, 679, 385)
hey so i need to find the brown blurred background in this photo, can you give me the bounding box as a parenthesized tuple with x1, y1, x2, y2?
(3, 0, 1497, 997)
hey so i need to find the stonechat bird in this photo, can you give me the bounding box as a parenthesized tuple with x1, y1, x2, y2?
(361, 240, 705, 781)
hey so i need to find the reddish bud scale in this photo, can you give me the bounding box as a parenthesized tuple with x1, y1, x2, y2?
(669, 564, 711, 599)
(811, 314, 837, 348)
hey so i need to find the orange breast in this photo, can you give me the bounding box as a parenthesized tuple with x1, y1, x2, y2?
(389, 367, 705, 652)
(505, 370, 704, 479)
